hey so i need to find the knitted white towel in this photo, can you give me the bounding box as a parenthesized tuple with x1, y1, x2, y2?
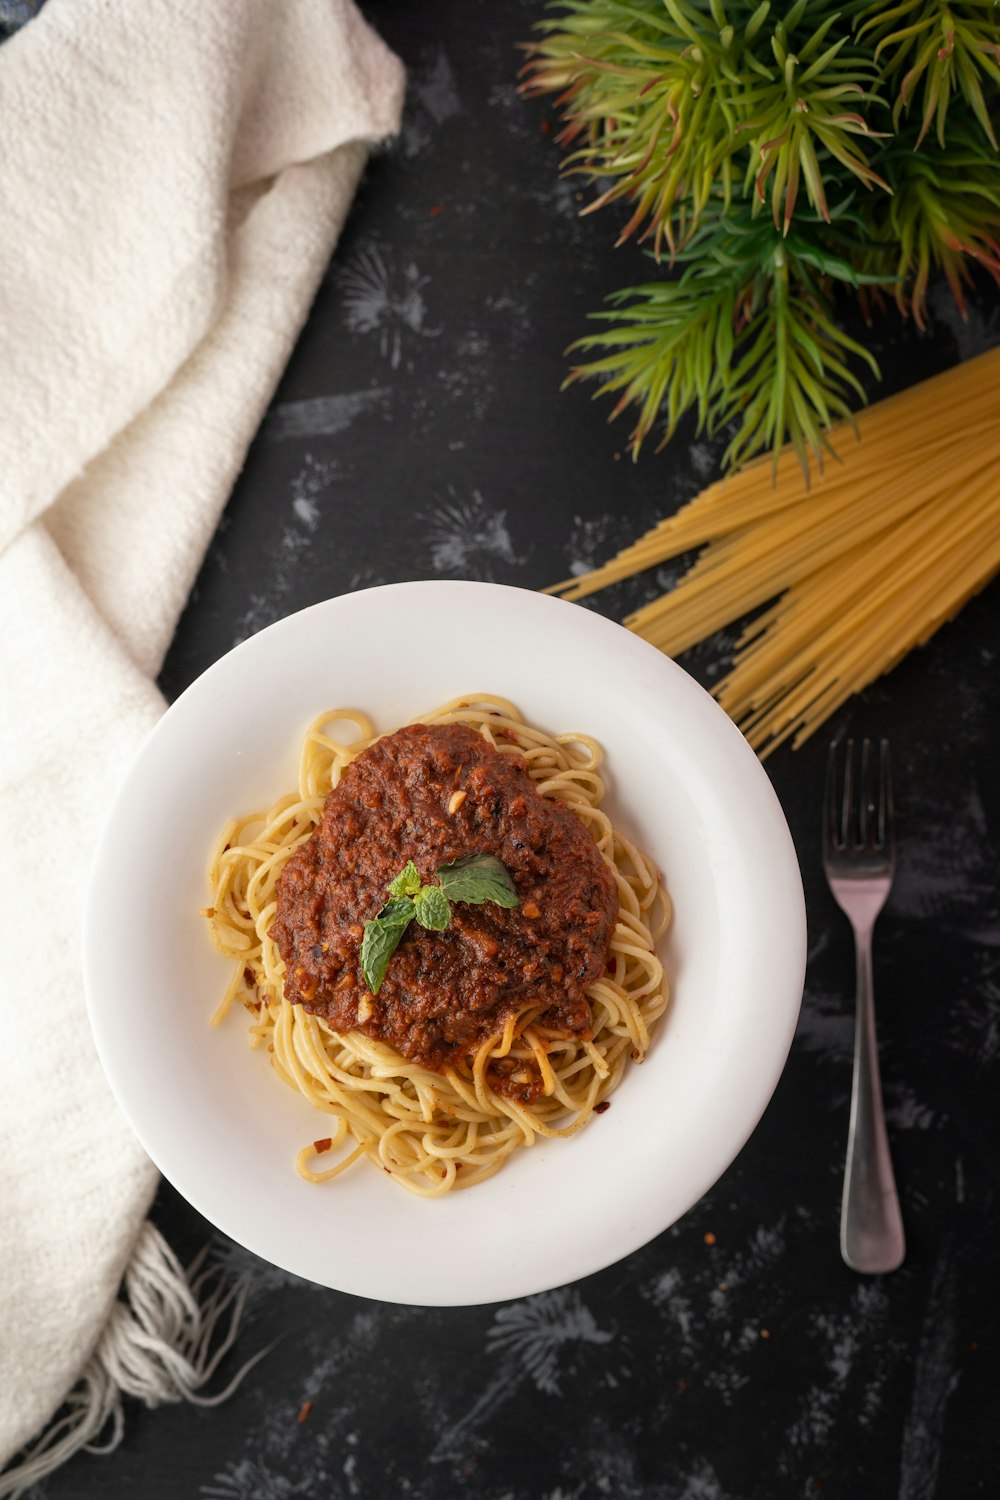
(0, 0, 404, 1489)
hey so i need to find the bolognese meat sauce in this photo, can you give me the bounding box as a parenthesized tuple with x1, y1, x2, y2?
(270, 723, 618, 1097)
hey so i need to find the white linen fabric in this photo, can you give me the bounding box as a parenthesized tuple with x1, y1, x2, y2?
(0, 0, 404, 1488)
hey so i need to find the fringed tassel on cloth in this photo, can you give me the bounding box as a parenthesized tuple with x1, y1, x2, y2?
(0, 1221, 266, 1499)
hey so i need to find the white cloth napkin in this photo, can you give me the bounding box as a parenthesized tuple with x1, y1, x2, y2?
(0, 0, 403, 1488)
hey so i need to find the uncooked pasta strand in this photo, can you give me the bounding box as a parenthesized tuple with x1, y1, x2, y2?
(723, 484, 997, 707)
(549, 350, 1000, 599)
(627, 434, 994, 626)
(728, 513, 1000, 751)
(639, 463, 997, 658)
(544, 347, 1000, 753)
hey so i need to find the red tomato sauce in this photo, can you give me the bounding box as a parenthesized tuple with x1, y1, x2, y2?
(270, 723, 617, 1096)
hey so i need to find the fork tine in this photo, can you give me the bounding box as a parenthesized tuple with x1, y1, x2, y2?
(824, 741, 840, 854)
(860, 738, 873, 848)
(825, 738, 894, 858)
(842, 737, 854, 849)
(879, 738, 893, 849)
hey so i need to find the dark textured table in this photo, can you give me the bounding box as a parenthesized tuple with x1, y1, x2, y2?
(41, 4, 999, 1496)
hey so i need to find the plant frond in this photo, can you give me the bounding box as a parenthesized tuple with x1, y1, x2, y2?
(856, 0, 1000, 147)
(521, 2, 740, 256)
(881, 125, 1000, 325)
(736, 25, 890, 233)
(718, 265, 879, 478)
(566, 269, 740, 454)
(522, 0, 888, 253)
(564, 211, 880, 474)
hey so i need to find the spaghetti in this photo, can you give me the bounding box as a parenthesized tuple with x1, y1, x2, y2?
(548, 348, 1000, 754)
(205, 697, 669, 1197)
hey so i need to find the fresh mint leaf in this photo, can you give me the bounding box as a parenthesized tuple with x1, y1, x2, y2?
(436, 854, 519, 909)
(413, 884, 451, 931)
(361, 898, 415, 994)
(362, 856, 518, 994)
(387, 860, 422, 898)
(378, 896, 418, 926)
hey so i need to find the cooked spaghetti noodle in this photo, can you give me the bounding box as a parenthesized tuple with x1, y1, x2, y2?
(548, 348, 1000, 755)
(205, 697, 669, 1196)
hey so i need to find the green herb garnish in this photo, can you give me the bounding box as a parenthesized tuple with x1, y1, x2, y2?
(436, 854, 520, 909)
(412, 884, 451, 932)
(360, 855, 520, 995)
(386, 860, 422, 898)
(357, 896, 416, 998)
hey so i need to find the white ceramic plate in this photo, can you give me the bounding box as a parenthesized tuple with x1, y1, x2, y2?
(84, 581, 805, 1306)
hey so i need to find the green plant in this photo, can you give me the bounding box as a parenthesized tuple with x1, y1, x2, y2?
(880, 125, 1000, 324)
(521, 0, 1000, 472)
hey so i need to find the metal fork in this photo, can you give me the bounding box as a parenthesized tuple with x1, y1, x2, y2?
(823, 738, 905, 1274)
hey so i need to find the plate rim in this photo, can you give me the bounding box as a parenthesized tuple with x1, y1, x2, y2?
(84, 581, 806, 1305)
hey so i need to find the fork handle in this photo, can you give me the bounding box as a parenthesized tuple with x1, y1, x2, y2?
(840, 929, 905, 1274)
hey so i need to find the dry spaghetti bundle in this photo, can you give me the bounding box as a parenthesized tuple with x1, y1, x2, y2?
(550, 348, 1000, 756)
